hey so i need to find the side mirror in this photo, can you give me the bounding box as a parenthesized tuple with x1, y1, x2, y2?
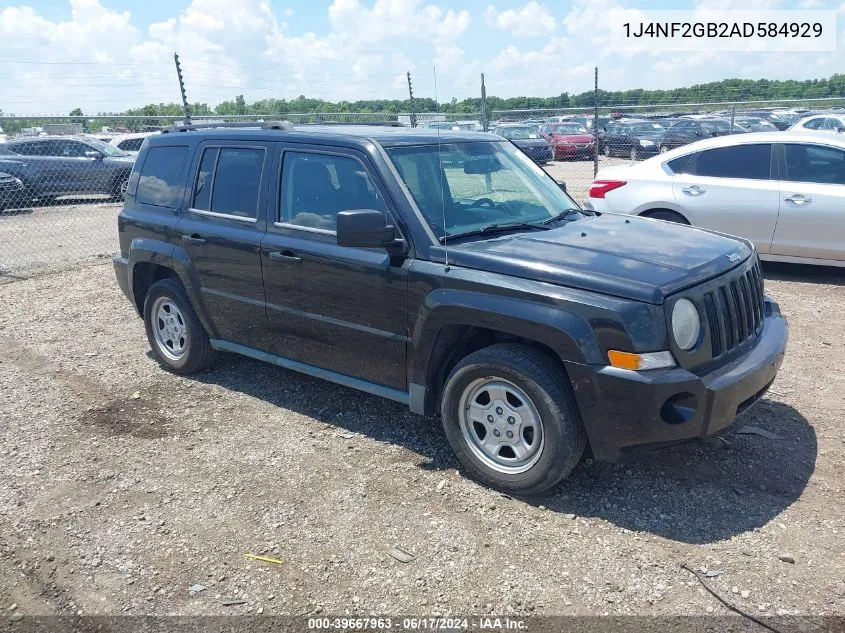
(85, 150, 104, 159)
(337, 209, 403, 250)
(558, 181, 567, 193)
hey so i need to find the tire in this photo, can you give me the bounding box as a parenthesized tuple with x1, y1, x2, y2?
(630, 146, 638, 161)
(112, 172, 130, 201)
(440, 344, 586, 495)
(603, 144, 611, 157)
(659, 144, 669, 154)
(643, 209, 690, 224)
(143, 278, 216, 375)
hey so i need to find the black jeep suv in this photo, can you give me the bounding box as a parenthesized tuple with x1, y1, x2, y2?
(114, 122, 788, 494)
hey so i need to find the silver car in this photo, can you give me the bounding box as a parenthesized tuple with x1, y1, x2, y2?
(587, 131, 845, 267)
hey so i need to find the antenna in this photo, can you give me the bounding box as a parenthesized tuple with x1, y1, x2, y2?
(434, 65, 449, 272)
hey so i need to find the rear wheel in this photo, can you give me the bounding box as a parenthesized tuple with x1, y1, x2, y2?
(603, 144, 611, 157)
(630, 146, 638, 161)
(643, 209, 689, 224)
(143, 278, 216, 375)
(440, 344, 586, 495)
(659, 144, 669, 154)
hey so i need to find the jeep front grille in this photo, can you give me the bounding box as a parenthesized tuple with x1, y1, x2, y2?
(701, 259, 764, 359)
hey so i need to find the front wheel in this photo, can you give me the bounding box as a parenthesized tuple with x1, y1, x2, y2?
(440, 344, 586, 495)
(630, 146, 638, 161)
(143, 278, 216, 375)
(112, 173, 130, 200)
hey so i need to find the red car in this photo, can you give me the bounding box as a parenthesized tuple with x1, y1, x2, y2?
(539, 123, 596, 160)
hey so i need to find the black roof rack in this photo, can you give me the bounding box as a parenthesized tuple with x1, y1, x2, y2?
(162, 120, 294, 133)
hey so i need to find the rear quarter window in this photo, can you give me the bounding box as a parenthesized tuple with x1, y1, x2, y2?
(135, 146, 190, 208)
(665, 154, 693, 174)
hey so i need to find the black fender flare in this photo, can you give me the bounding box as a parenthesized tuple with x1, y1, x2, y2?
(127, 239, 219, 339)
(408, 289, 602, 414)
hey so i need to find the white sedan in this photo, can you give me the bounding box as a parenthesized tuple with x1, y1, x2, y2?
(585, 131, 845, 267)
(108, 131, 159, 154)
(788, 113, 845, 134)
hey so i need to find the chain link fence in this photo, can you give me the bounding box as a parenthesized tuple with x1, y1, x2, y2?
(2, 96, 844, 281)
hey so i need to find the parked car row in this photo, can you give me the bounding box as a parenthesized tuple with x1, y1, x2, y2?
(586, 130, 845, 267)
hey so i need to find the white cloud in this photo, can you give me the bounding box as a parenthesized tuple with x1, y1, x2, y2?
(483, 2, 556, 37)
(0, 0, 844, 116)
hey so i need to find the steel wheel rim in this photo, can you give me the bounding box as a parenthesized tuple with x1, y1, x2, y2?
(630, 147, 637, 160)
(659, 144, 668, 154)
(151, 296, 187, 361)
(458, 377, 545, 474)
(119, 178, 129, 197)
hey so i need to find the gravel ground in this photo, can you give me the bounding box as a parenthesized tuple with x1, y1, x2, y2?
(0, 199, 120, 281)
(0, 260, 843, 628)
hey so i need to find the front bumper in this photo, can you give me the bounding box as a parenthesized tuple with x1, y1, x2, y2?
(555, 144, 595, 159)
(525, 146, 554, 163)
(567, 298, 788, 462)
(634, 143, 660, 156)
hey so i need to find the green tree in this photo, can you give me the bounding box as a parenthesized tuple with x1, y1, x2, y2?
(69, 107, 83, 117)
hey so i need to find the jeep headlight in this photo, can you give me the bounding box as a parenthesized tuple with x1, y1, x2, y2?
(672, 298, 700, 351)
(639, 139, 655, 147)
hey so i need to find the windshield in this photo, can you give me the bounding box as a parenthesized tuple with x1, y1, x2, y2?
(629, 123, 664, 134)
(498, 127, 541, 140)
(84, 137, 129, 157)
(386, 141, 580, 240)
(701, 120, 731, 132)
(550, 124, 587, 135)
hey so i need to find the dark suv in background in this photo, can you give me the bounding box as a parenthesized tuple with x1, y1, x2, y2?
(658, 118, 743, 153)
(113, 122, 788, 494)
(0, 136, 135, 204)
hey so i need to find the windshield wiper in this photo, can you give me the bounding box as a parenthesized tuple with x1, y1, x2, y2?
(542, 208, 591, 225)
(439, 221, 550, 244)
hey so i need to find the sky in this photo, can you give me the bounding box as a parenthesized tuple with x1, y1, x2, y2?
(0, 0, 844, 114)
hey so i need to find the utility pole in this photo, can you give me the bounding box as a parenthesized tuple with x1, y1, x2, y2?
(407, 71, 417, 128)
(593, 66, 599, 177)
(730, 102, 736, 133)
(480, 73, 489, 132)
(174, 52, 191, 126)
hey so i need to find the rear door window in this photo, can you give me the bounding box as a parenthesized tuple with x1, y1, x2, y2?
(136, 146, 190, 208)
(190, 146, 265, 219)
(210, 148, 264, 218)
(783, 144, 845, 185)
(666, 154, 694, 174)
(691, 144, 772, 180)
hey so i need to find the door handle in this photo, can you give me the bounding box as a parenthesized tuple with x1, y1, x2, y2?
(268, 250, 302, 264)
(681, 185, 705, 196)
(181, 234, 206, 245)
(784, 194, 811, 205)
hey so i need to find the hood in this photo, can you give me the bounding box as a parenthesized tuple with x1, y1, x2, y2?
(551, 134, 593, 143)
(511, 137, 549, 148)
(433, 213, 753, 304)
